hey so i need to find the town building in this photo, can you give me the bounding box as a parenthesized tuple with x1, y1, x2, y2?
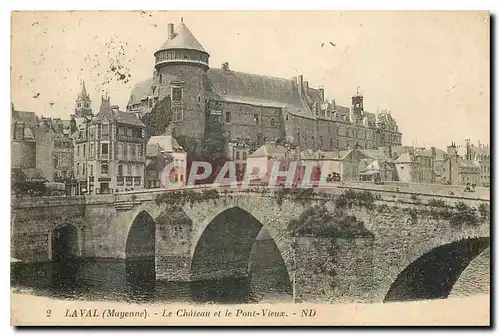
(466, 140, 490, 187)
(72, 94, 146, 194)
(246, 143, 371, 183)
(441, 142, 480, 186)
(358, 148, 397, 182)
(127, 19, 403, 160)
(146, 135, 187, 188)
(11, 110, 37, 170)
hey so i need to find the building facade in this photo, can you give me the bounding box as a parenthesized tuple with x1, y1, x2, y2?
(73, 95, 146, 194)
(127, 20, 403, 158)
(466, 140, 490, 187)
(441, 142, 480, 186)
(145, 135, 187, 188)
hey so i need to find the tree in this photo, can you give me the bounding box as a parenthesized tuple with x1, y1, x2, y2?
(202, 116, 228, 162)
(176, 135, 200, 154)
(141, 96, 172, 138)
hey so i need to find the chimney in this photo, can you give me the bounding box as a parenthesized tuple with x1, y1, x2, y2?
(297, 75, 304, 97)
(168, 23, 175, 40)
(465, 139, 471, 160)
(431, 146, 436, 183)
(319, 87, 325, 102)
(447, 142, 457, 159)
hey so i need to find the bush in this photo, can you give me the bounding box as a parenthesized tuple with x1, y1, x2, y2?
(450, 201, 477, 226)
(334, 190, 375, 209)
(478, 203, 490, 220)
(155, 188, 220, 206)
(428, 198, 446, 207)
(288, 205, 374, 238)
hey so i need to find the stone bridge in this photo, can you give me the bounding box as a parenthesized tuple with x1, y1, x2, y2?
(11, 183, 490, 303)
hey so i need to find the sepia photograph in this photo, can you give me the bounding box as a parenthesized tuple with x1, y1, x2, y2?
(9, 10, 490, 326)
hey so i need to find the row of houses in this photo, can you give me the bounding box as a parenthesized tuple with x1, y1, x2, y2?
(11, 97, 490, 194)
(144, 139, 490, 188)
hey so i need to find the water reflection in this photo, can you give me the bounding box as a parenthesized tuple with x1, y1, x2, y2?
(11, 256, 292, 304)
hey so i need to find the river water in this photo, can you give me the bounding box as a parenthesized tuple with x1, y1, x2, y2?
(11, 240, 293, 304)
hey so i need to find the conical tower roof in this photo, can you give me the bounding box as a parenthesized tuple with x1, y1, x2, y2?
(157, 20, 208, 54)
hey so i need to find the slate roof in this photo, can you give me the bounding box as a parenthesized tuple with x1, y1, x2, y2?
(147, 135, 185, 157)
(12, 110, 38, 128)
(128, 78, 155, 106)
(395, 152, 413, 164)
(299, 149, 353, 161)
(360, 148, 391, 162)
(457, 158, 480, 169)
(95, 103, 144, 127)
(248, 144, 289, 159)
(205, 68, 314, 118)
(157, 22, 208, 54)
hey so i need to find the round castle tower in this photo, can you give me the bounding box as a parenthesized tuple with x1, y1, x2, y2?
(153, 19, 210, 141)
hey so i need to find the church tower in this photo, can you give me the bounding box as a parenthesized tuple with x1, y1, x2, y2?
(75, 80, 93, 118)
(153, 18, 209, 141)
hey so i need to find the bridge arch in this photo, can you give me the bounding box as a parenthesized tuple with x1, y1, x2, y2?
(125, 210, 156, 259)
(449, 247, 490, 297)
(384, 236, 490, 302)
(49, 223, 82, 261)
(190, 205, 293, 300)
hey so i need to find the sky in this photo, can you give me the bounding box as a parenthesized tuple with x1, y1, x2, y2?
(11, 11, 490, 150)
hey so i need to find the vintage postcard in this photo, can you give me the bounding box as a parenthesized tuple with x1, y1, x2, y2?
(10, 11, 490, 326)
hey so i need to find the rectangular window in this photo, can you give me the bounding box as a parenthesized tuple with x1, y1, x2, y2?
(236, 152, 241, 160)
(127, 128, 132, 137)
(90, 165, 94, 176)
(101, 143, 109, 155)
(131, 145, 136, 157)
(172, 106, 184, 122)
(126, 177, 133, 186)
(225, 111, 231, 123)
(102, 124, 109, 136)
(118, 165, 123, 176)
(242, 152, 247, 160)
(257, 133, 264, 145)
(123, 143, 127, 156)
(83, 144, 86, 158)
(137, 145, 143, 157)
(77, 145, 80, 157)
(101, 164, 108, 175)
(172, 87, 183, 103)
(90, 144, 94, 158)
(128, 164, 133, 176)
(134, 177, 141, 186)
(254, 114, 259, 125)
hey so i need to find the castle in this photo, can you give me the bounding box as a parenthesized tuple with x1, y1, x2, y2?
(127, 19, 402, 154)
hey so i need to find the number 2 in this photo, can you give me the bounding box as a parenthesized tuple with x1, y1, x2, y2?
(46, 309, 51, 317)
